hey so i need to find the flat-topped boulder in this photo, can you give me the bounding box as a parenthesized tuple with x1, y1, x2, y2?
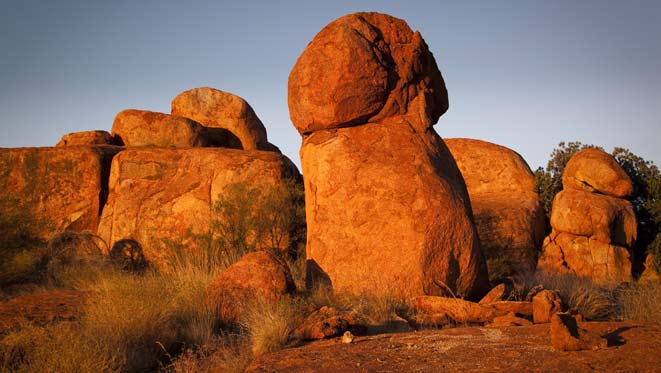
(111, 109, 206, 148)
(291, 13, 488, 300)
(445, 138, 545, 277)
(171, 87, 271, 151)
(56, 130, 118, 147)
(97, 148, 299, 268)
(562, 148, 633, 198)
(0, 146, 121, 239)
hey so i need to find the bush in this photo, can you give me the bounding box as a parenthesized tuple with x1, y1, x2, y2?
(618, 281, 661, 323)
(241, 297, 302, 357)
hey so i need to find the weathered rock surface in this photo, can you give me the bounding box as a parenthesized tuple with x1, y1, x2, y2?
(208, 251, 295, 325)
(445, 138, 546, 277)
(56, 130, 118, 147)
(488, 301, 533, 317)
(171, 87, 270, 151)
(0, 146, 121, 239)
(288, 12, 447, 135)
(292, 13, 488, 300)
(478, 283, 508, 305)
(410, 296, 496, 324)
(640, 254, 660, 282)
(486, 312, 533, 327)
(111, 109, 206, 148)
(539, 149, 636, 284)
(550, 312, 606, 351)
(550, 189, 636, 247)
(532, 290, 563, 324)
(562, 148, 633, 198)
(97, 148, 299, 267)
(292, 306, 364, 341)
(539, 232, 632, 284)
(246, 322, 660, 372)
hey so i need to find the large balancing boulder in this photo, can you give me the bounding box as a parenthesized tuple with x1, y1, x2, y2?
(562, 148, 633, 198)
(111, 109, 206, 148)
(289, 12, 489, 300)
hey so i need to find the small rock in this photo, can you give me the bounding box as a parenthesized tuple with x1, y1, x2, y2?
(410, 296, 495, 324)
(342, 331, 354, 344)
(292, 306, 365, 340)
(550, 312, 607, 351)
(487, 312, 533, 327)
(479, 283, 508, 305)
(489, 301, 533, 317)
(533, 290, 563, 324)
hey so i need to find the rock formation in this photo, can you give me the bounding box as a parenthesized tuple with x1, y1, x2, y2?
(171, 87, 273, 151)
(538, 148, 635, 284)
(445, 138, 546, 278)
(289, 12, 489, 300)
(111, 109, 207, 148)
(0, 146, 120, 239)
(208, 250, 296, 325)
(97, 148, 299, 267)
(57, 130, 118, 147)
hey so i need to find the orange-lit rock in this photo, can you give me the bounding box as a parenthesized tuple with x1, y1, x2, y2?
(562, 148, 633, 198)
(171, 87, 271, 150)
(550, 189, 636, 247)
(208, 251, 295, 325)
(56, 130, 118, 147)
(111, 109, 206, 148)
(291, 13, 488, 300)
(410, 296, 496, 324)
(288, 12, 447, 135)
(532, 290, 563, 324)
(97, 148, 299, 267)
(445, 138, 545, 277)
(0, 146, 120, 239)
(538, 232, 632, 284)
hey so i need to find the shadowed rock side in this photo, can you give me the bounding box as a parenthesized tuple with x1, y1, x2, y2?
(539, 149, 635, 284)
(97, 148, 299, 268)
(290, 12, 488, 300)
(0, 146, 121, 240)
(171, 87, 273, 151)
(445, 138, 546, 277)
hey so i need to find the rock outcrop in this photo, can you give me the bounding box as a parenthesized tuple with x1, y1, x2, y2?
(97, 148, 299, 267)
(0, 146, 121, 239)
(171, 87, 271, 150)
(57, 130, 118, 147)
(208, 251, 296, 325)
(112, 109, 206, 148)
(445, 138, 546, 277)
(539, 149, 635, 284)
(532, 290, 563, 324)
(290, 12, 488, 300)
(550, 312, 606, 351)
(562, 148, 633, 198)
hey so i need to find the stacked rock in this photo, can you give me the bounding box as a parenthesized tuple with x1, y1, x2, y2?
(288, 12, 489, 300)
(445, 138, 546, 278)
(1, 87, 299, 269)
(538, 148, 636, 284)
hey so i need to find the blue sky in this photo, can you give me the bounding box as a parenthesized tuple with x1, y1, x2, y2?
(1, 0, 659, 170)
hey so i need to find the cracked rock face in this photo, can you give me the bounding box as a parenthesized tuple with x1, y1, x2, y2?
(290, 13, 489, 300)
(97, 148, 299, 268)
(539, 149, 635, 284)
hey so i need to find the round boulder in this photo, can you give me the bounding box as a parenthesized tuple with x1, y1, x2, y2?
(562, 148, 633, 198)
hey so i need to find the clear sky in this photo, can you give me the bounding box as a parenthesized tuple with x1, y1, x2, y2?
(1, 0, 659, 171)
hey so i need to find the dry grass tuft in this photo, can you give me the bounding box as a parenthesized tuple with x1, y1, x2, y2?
(618, 281, 661, 323)
(168, 334, 251, 373)
(241, 297, 302, 357)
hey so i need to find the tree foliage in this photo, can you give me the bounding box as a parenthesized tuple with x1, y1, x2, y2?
(534, 142, 661, 264)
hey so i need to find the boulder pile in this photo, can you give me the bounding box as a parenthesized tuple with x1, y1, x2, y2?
(538, 148, 636, 284)
(445, 138, 546, 278)
(288, 12, 489, 299)
(0, 87, 298, 269)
